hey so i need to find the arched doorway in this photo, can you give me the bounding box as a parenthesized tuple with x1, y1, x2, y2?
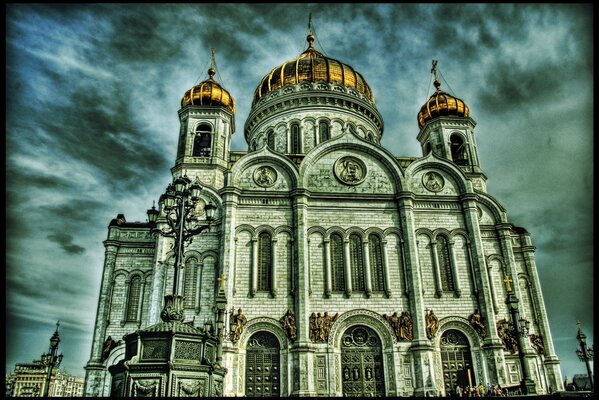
(341, 325, 385, 397)
(245, 331, 280, 397)
(440, 329, 474, 395)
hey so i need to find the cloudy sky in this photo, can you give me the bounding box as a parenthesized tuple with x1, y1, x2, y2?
(6, 4, 592, 382)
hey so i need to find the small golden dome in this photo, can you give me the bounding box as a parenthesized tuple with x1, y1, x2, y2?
(252, 34, 374, 106)
(181, 53, 236, 113)
(417, 79, 469, 128)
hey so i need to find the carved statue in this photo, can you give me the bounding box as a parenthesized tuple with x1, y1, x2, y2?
(529, 333, 545, 355)
(230, 308, 247, 343)
(384, 311, 413, 341)
(425, 309, 439, 339)
(309, 311, 338, 342)
(102, 336, 121, 361)
(280, 310, 297, 341)
(496, 319, 518, 353)
(468, 309, 487, 337)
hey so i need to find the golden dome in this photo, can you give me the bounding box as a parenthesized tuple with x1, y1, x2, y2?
(252, 34, 373, 106)
(417, 79, 469, 128)
(181, 61, 236, 113)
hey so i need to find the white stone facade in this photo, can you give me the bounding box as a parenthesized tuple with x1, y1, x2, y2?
(84, 46, 563, 397)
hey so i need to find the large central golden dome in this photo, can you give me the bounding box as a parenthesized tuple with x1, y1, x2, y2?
(252, 34, 374, 106)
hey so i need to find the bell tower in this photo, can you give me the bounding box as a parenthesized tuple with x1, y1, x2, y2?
(416, 60, 487, 191)
(174, 49, 235, 190)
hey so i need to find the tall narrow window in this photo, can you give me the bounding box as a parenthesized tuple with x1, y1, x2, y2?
(126, 276, 141, 322)
(291, 123, 301, 154)
(258, 232, 272, 291)
(267, 129, 275, 149)
(437, 236, 455, 291)
(330, 234, 345, 292)
(369, 234, 385, 292)
(450, 134, 467, 165)
(349, 234, 365, 291)
(319, 121, 330, 142)
(184, 258, 197, 307)
(193, 124, 212, 156)
(177, 120, 187, 158)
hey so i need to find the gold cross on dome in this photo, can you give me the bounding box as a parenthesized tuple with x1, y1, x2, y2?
(431, 60, 439, 81)
(504, 275, 513, 292)
(217, 274, 227, 292)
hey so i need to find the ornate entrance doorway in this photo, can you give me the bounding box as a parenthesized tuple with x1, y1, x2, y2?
(245, 331, 280, 397)
(341, 325, 385, 397)
(440, 329, 474, 395)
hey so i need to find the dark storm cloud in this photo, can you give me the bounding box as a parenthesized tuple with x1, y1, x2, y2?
(46, 232, 86, 254)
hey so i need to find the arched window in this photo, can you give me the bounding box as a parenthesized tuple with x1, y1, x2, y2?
(350, 234, 365, 291)
(291, 123, 301, 154)
(258, 232, 272, 291)
(126, 276, 141, 322)
(319, 121, 330, 142)
(193, 124, 212, 157)
(367, 133, 375, 143)
(330, 234, 345, 292)
(424, 142, 432, 155)
(184, 257, 197, 307)
(267, 129, 275, 149)
(250, 139, 256, 151)
(450, 134, 467, 165)
(369, 234, 385, 292)
(177, 120, 187, 158)
(347, 123, 357, 135)
(437, 236, 455, 291)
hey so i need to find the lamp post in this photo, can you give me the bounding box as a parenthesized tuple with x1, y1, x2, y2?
(148, 175, 216, 322)
(503, 276, 536, 395)
(41, 321, 63, 397)
(575, 321, 594, 391)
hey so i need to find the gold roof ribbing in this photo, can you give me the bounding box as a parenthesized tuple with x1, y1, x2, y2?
(181, 52, 236, 112)
(417, 79, 469, 128)
(252, 34, 374, 106)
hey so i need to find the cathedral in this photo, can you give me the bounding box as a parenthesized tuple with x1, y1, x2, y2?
(83, 28, 564, 397)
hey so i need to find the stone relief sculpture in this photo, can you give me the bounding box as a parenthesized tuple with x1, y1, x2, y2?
(384, 311, 413, 341)
(229, 308, 248, 344)
(309, 312, 339, 342)
(334, 156, 366, 185)
(529, 333, 545, 355)
(102, 336, 122, 361)
(496, 319, 518, 353)
(423, 171, 444, 192)
(253, 166, 277, 187)
(468, 309, 487, 338)
(425, 309, 439, 339)
(280, 309, 297, 342)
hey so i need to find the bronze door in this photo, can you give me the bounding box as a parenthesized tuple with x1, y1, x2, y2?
(341, 325, 385, 397)
(440, 330, 474, 395)
(245, 331, 280, 397)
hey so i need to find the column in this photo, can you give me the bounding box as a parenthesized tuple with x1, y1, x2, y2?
(343, 239, 352, 297)
(324, 238, 332, 297)
(363, 239, 373, 297)
(430, 240, 443, 297)
(251, 238, 258, 296)
(382, 239, 391, 297)
(271, 238, 278, 297)
(448, 240, 461, 297)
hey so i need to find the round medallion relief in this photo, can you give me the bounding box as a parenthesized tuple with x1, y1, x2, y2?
(334, 156, 367, 185)
(253, 166, 277, 187)
(422, 171, 444, 192)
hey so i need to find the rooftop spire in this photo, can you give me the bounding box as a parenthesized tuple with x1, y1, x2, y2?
(307, 13, 315, 48)
(431, 59, 441, 90)
(208, 48, 216, 80)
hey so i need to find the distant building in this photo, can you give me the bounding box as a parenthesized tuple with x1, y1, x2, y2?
(6, 360, 84, 397)
(572, 374, 592, 391)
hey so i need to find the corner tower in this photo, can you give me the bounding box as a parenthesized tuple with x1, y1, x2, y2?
(417, 60, 487, 191)
(174, 49, 235, 190)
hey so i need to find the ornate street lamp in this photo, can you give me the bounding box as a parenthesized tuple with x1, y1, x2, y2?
(503, 275, 536, 395)
(148, 175, 216, 322)
(41, 321, 63, 397)
(575, 321, 594, 391)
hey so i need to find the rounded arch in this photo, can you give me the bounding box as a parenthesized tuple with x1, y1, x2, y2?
(432, 228, 453, 242)
(450, 229, 471, 243)
(101, 343, 126, 396)
(406, 156, 471, 193)
(273, 225, 293, 238)
(329, 309, 395, 348)
(113, 270, 128, 280)
(325, 226, 346, 240)
(128, 270, 145, 280)
(238, 317, 289, 350)
(486, 254, 504, 267)
(307, 226, 327, 238)
(230, 147, 299, 189)
(235, 224, 256, 239)
(415, 228, 434, 242)
(474, 193, 508, 224)
(192, 121, 214, 132)
(364, 227, 385, 238)
(435, 316, 482, 349)
(255, 225, 276, 239)
(345, 226, 365, 240)
(183, 250, 202, 262)
(382, 227, 403, 241)
(200, 250, 219, 264)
